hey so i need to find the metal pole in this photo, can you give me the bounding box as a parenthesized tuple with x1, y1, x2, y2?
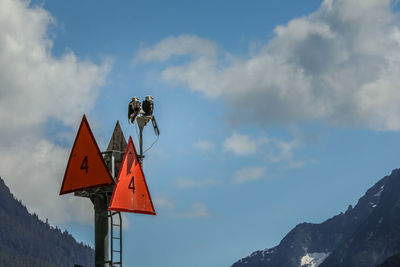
(139, 127, 144, 165)
(111, 153, 115, 179)
(137, 116, 150, 166)
(92, 193, 109, 267)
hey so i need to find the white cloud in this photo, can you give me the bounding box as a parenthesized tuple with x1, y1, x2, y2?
(288, 161, 305, 169)
(223, 131, 304, 167)
(154, 196, 175, 210)
(175, 177, 220, 188)
(0, 0, 110, 225)
(223, 132, 268, 156)
(181, 202, 210, 218)
(234, 166, 266, 184)
(193, 139, 215, 151)
(135, 0, 400, 131)
(135, 35, 218, 62)
(267, 139, 299, 163)
(153, 196, 210, 218)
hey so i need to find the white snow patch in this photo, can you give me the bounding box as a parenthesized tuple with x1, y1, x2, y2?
(263, 248, 275, 255)
(257, 248, 275, 260)
(374, 185, 385, 198)
(300, 252, 330, 267)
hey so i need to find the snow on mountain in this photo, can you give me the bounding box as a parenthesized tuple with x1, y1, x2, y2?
(300, 252, 330, 267)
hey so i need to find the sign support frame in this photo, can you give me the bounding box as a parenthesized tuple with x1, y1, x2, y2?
(73, 120, 127, 267)
(61, 115, 158, 266)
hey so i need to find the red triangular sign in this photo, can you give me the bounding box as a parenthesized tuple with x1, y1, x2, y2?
(59, 115, 114, 195)
(108, 137, 156, 215)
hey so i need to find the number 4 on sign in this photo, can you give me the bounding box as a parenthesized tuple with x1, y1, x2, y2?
(59, 115, 114, 195)
(80, 156, 88, 174)
(108, 136, 156, 215)
(129, 177, 135, 193)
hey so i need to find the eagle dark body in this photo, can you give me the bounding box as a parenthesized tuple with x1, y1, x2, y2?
(142, 99, 154, 116)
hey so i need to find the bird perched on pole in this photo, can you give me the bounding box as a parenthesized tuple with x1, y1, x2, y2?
(142, 95, 160, 136)
(128, 97, 141, 123)
(142, 95, 154, 116)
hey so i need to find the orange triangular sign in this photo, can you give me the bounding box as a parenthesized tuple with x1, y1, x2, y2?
(59, 115, 114, 195)
(108, 137, 156, 215)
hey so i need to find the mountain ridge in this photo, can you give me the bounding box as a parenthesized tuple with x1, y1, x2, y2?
(231, 169, 399, 267)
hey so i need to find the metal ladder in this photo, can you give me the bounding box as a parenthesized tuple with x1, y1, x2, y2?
(109, 211, 122, 266)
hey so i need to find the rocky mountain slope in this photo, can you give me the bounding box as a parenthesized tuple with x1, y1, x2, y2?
(231, 169, 400, 267)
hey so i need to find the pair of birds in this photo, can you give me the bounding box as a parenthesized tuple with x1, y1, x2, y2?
(128, 95, 160, 136)
(128, 95, 154, 122)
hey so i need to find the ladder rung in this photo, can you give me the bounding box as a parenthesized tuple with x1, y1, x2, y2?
(110, 212, 122, 267)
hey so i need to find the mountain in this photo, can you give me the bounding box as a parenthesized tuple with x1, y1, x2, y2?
(0, 177, 94, 267)
(376, 253, 400, 267)
(231, 169, 400, 267)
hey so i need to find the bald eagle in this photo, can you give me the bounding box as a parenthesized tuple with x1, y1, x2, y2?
(142, 95, 154, 116)
(128, 97, 141, 123)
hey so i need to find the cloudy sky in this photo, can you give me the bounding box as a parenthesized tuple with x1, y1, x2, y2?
(1, 0, 400, 266)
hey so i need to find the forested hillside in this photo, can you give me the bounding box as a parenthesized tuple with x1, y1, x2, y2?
(0, 177, 94, 267)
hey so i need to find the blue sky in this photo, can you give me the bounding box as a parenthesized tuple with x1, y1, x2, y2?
(2, 0, 400, 267)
